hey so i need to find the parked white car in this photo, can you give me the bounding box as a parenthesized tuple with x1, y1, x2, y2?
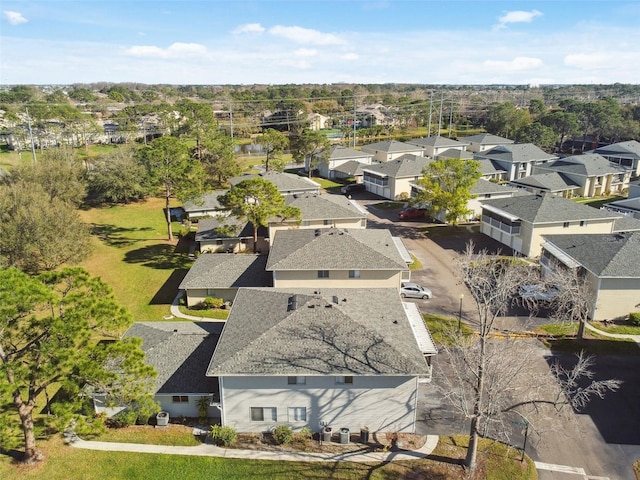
(401, 282, 433, 299)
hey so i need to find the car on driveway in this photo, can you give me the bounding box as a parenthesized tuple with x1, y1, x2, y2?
(401, 282, 433, 299)
(398, 206, 427, 220)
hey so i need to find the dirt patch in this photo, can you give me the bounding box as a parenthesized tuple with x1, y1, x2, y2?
(229, 432, 427, 454)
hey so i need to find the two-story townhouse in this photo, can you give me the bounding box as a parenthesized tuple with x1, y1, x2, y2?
(309, 145, 374, 180)
(457, 133, 514, 153)
(473, 143, 558, 181)
(603, 180, 640, 219)
(360, 140, 424, 163)
(230, 171, 321, 196)
(405, 136, 470, 158)
(361, 154, 431, 200)
(592, 140, 640, 177)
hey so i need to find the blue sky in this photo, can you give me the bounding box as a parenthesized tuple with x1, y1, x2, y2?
(2, 1, 640, 85)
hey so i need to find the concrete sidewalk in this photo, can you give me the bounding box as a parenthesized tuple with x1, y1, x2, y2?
(585, 321, 640, 345)
(70, 435, 440, 463)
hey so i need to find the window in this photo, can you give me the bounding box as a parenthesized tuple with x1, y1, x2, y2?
(172, 396, 188, 403)
(288, 407, 307, 422)
(317, 270, 329, 278)
(301, 220, 310, 226)
(324, 219, 332, 226)
(250, 407, 277, 422)
(563, 222, 570, 228)
(287, 376, 306, 385)
(580, 220, 587, 227)
(336, 376, 353, 384)
(216, 240, 223, 245)
(348, 270, 361, 279)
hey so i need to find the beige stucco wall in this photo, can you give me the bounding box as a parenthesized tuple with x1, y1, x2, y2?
(526, 220, 615, 257)
(393, 177, 420, 200)
(592, 276, 640, 321)
(219, 375, 420, 433)
(272, 270, 402, 289)
(184, 288, 237, 307)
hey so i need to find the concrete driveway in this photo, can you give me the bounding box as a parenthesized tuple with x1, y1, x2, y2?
(355, 196, 640, 480)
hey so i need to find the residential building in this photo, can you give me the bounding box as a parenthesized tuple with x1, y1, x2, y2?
(473, 143, 558, 181)
(603, 180, 640, 219)
(508, 172, 580, 198)
(467, 179, 522, 219)
(405, 135, 470, 158)
(592, 140, 640, 177)
(182, 190, 228, 220)
(541, 232, 640, 320)
(480, 193, 629, 257)
(268, 193, 367, 239)
(531, 154, 630, 197)
(179, 254, 271, 307)
(360, 140, 425, 163)
(196, 217, 268, 254)
(309, 145, 374, 180)
(458, 133, 514, 153)
(206, 287, 437, 433)
(361, 154, 431, 200)
(266, 228, 411, 288)
(230, 171, 321, 196)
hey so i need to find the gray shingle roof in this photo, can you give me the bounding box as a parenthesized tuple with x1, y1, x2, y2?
(509, 172, 579, 192)
(279, 193, 366, 222)
(179, 254, 271, 289)
(539, 154, 626, 176)
(266, 228, 407, 271)
(332, 160, 366, 176)
(183, 190, 227, 214)
(361, 140, 421, 154)
(406, 136, 469, 148)
(125, 322, 221, 394)
(195, 216, 256, 241)
(362, 154, 431, 178)
(435, 148, 474, 160)
(612, 215, 640, 233)
(207, 288, 431, 376)
(230, 171, 321, 194)
(458, 133, 514, 145)
(481, 194, 621, 224)
(543, 232, 640, 277)
(327, 145, 372, 161)
(471, 178, 519, 195)
(477, 158, 508, 175)
(594, 140, 640, 159)
(474, 143, 557, 163)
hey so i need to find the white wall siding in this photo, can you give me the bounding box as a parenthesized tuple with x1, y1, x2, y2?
(220, 375, 419, 433)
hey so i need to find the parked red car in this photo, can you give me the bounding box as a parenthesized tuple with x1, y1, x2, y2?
(397, 207, 427, 220)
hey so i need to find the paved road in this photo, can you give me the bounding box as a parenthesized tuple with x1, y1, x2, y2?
(353, 195, 640, 480)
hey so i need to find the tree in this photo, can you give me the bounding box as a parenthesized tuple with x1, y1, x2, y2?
(138, 136, 205, 241)
(514, 122, 557, 150)
(87, 146, 148, 204)
(257, 128, 288, 172)
(0, 267, 156, 464)
(486, 102, 531, 139)
(414, 158, 481, 224)
(451, 244, 620, 472)
(0, 181, 92, 274)
(175, 99, 217, 160)
(199, 130, 241, 187)
(540, 111, 579, 152)
(291, 129, 330, 177)
(218, 177, 300, 244)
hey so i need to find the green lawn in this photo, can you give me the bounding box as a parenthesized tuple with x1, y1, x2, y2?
(424, 314, 474, 346)
(573, 195, 625, 208)
(78, 197, 193, 321)
(178, 306, 230, 320)
(536, 322, 640, 355)
(0, 434, 536, 480)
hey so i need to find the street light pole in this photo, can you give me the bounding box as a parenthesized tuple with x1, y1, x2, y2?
(458, 294, 464, 333)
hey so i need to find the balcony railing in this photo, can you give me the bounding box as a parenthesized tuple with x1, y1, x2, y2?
(482, 215, 521, 235)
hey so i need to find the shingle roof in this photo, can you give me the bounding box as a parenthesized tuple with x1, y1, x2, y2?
(474, 143, 557, 163)
(362, 154, 430, 178)
(125, 322, 221, 394)
(481, 194, 621, 224)
(361, 140, 421, 154)
(327, 145, 372, 161)
(279, 193, 366, 222)
(207, 288, 431, 376)
(332, 160, 366, 176)
(540, 154, 626, 176)
(458, 133, 514, 145)
(195, 216, 255, 241)
(509, 172, 579, 192)
(179, 254, 271, 289)
(230, 171, 321, 193)
(406, 136, 469, 148)
(612, 215, 640, 233)
(183, 190, 227, 213)
(594, 140, 640, 158)
(266, 228, 406, 271)
(543, 232, 640, 277)
(471, 178, 520, 195)
(435, 148, 474, 160)
(477, 158, 508, 175)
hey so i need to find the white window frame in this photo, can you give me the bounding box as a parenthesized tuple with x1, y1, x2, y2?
(288, 407, 307, 422)
(287, 376, 306, 385)
(348, 270, 361, 279)
(318, 270, 329, 278)
(335, 376, 353, 385)
(250, 407, 277, 422)
(172, 395, 189, 403)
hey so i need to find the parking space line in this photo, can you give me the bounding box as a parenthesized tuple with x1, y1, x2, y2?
(534, 461, 586, 475)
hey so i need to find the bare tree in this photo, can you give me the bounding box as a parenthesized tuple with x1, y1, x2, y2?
(452, 242, 620, 472)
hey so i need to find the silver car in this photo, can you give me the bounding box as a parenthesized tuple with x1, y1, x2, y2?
(401, 282, 433, 299)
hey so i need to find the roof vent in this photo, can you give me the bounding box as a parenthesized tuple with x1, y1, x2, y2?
(308, 304, 315, 309)
(325, 304, 333, 308)
(332, 295, 339, 304)
(287, 295, 298, 312)
(314, 229, 322, 236)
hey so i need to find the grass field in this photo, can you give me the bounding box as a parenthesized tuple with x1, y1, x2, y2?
(0, 434, 537, 480)
(77, 197, 193, 321)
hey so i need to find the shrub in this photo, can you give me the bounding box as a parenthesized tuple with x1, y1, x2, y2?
(294, 426, 312, 443)
(273, 424, 293, 445)
(210, 425, 237, 446)
(203, 297, 224, 309)
(629, 312, 640, 326)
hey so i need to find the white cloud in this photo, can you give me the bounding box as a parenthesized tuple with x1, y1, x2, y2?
(496, 9, 542, 29)
(294, 48, 318, 57)
(482, 56, 544, 72)
(564, 53, 613, 70)
(3, 10, 28, 25)
(232, 23, 265, 34)
(341, 53, 359, 61)
(124, 42, 207, 59)
(268, 25, 344, 45)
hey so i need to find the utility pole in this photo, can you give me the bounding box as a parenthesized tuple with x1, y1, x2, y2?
(25, 108, 37, 164)
(449, 98, 454, 138)
(437, 90, 444, 137)
(427, 90, 433, 137)
(352, 95, 357, 148)
(229, 101, 234, 139)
